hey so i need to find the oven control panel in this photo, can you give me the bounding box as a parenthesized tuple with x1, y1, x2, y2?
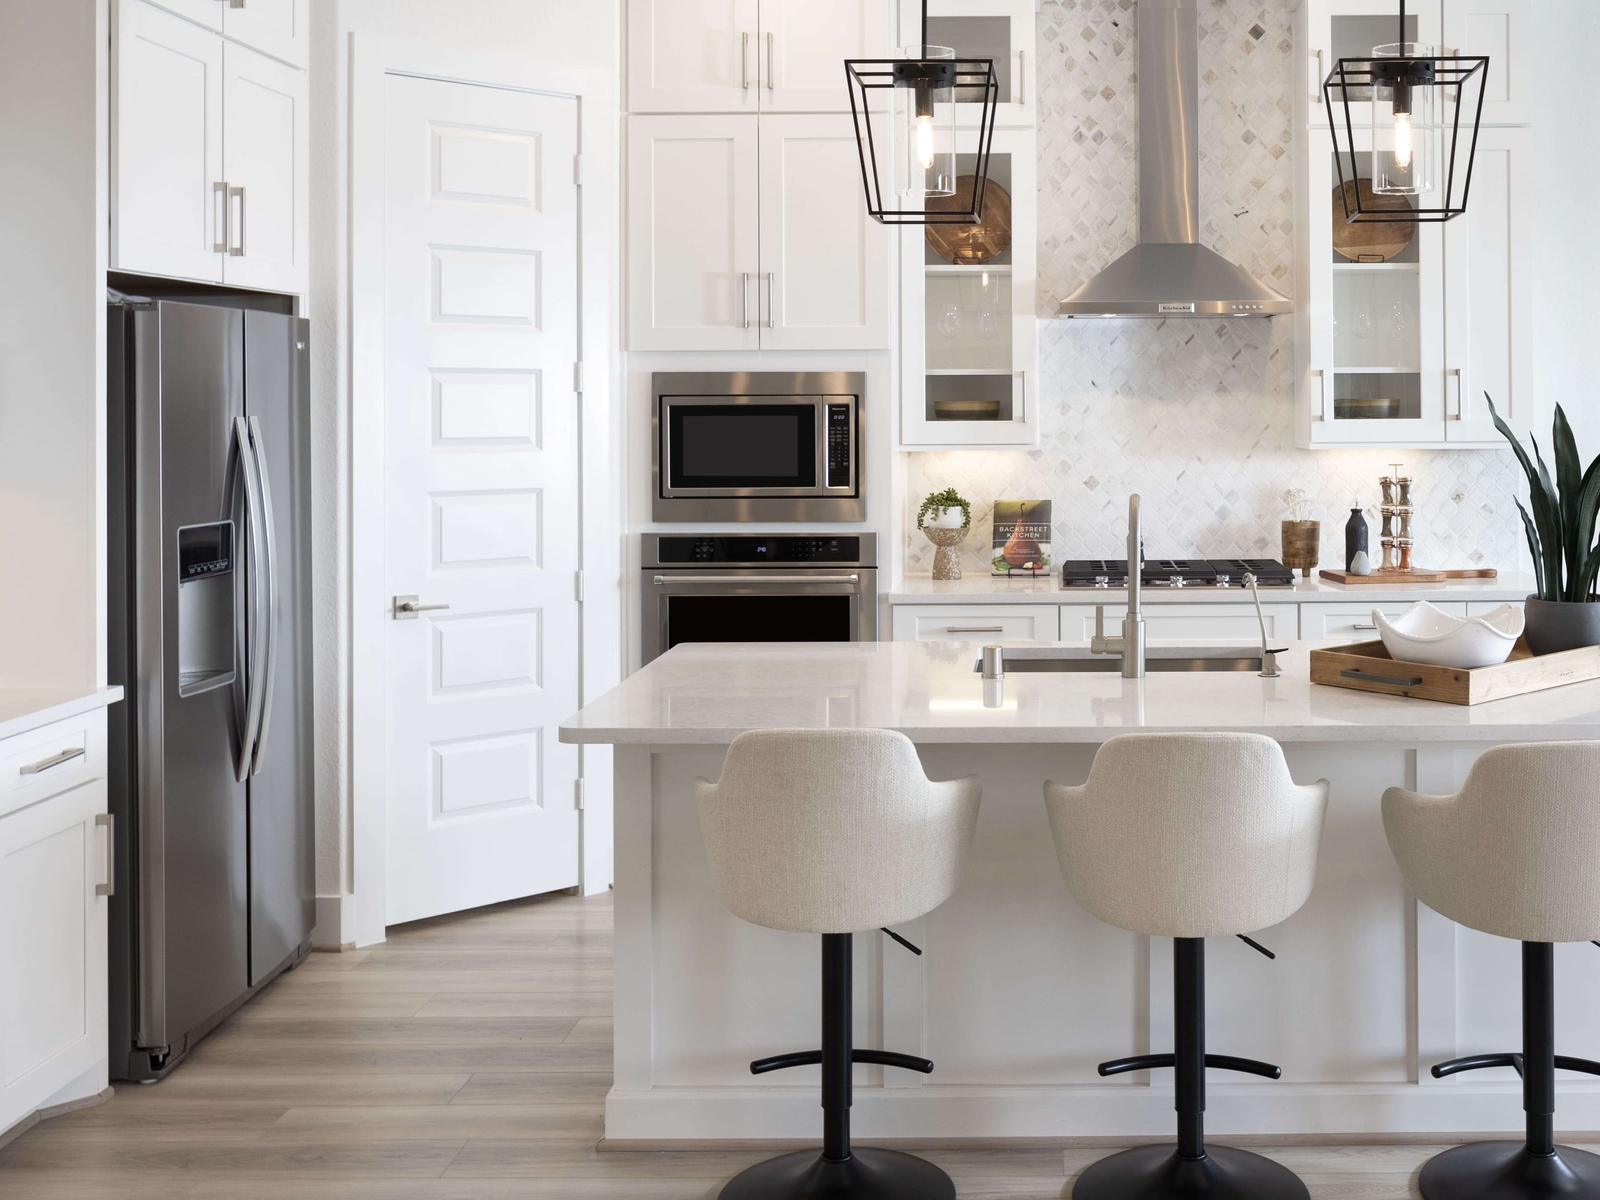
(826, 403, 853, 489)
(656, 536, 864, 565)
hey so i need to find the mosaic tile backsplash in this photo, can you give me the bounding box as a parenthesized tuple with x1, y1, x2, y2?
(903, 0, 1527, 576)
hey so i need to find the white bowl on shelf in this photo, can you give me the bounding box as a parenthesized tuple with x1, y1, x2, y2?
(1372, 601, 1524, 669)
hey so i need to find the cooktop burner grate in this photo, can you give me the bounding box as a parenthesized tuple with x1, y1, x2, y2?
(1059, 558, 1296, 588)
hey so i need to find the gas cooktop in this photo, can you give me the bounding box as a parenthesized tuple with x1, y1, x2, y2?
(1060, 558, 1296, 589)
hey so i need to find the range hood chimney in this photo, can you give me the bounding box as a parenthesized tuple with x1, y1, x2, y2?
(1057, 0, 1291, 319)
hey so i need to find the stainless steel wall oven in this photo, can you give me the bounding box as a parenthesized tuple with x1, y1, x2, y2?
(641, 534, 877, 665)
(652, 372, 864, 522)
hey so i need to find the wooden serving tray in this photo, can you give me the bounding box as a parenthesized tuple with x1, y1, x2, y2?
(1318, 567, 1498, 585)
(1309, 638, 1600, 705)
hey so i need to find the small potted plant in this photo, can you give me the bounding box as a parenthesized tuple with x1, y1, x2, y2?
(1489, 396, 1600, 654)
(916, 488, 972, 580)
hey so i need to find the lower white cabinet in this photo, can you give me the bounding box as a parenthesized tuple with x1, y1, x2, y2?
(1059, 603, 1299, 642)
(891, 604, 1059, 643)
(0, 712, 110, 1140)
(1300, 600, 1467, 641)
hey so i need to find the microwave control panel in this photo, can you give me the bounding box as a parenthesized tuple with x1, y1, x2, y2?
(656, 536, 864, 565)
(826, 403, 853, 489)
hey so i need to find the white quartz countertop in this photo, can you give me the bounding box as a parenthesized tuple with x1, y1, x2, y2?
(559, 640, 1600, 746)
(0, 686, 124, 741)
(885, 573, 1536, 605)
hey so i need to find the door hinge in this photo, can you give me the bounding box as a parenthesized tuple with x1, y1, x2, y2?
(573, 152, 583, 186)
(573, 361, 584, 395)
(574, 778, 585, 810)
(574, 570, 584, 602)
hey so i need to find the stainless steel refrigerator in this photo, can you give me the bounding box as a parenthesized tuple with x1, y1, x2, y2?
(106, 293, 314, 1081)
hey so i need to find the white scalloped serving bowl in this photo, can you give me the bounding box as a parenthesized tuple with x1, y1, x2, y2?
(1372, 601, 1524, 669)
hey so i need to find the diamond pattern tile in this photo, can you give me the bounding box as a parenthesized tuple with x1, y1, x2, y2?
(904, 0, 1525, 578)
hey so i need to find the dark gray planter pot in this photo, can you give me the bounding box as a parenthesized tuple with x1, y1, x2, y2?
(1523, 596, 1600, 656)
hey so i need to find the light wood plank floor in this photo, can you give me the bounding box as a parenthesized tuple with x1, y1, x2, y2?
(0, 890, 1578, 1198)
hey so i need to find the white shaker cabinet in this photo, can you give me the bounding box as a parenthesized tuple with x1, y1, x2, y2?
(627, 113, 889, 351)
(890, 604, 1059, 643)
(219, 40, 309, 294)
(1442, 0, 1530, 125)
(112, 0, 308, 294)
(0, 711, 112, 1142)
(758, 115, 889, 350)
(219, 0, 307, 69)
(1059, 603, 1300, 642)
(112, 0, 225, 284)
(628, 114, 761, 351)
(627, 0, 890, 113)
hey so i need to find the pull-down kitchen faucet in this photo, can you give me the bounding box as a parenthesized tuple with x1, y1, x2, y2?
(1090, 495, 1147, 678)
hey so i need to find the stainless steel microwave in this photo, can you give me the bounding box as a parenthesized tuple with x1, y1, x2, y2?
(652, 371, 864, 522)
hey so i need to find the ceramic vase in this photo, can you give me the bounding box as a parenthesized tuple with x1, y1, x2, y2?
(923, 526, 968, 581)
(1523, 597, 1600, 656)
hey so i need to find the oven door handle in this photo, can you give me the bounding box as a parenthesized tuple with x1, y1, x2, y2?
(652, 573, 861, 585)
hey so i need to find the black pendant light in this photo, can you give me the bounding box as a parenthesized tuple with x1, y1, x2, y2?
(845, 0, 999, 225)
(1324, 0, 1488, 223)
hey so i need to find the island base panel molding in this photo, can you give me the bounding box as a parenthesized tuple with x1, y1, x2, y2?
(609, 744, 1600, 1142)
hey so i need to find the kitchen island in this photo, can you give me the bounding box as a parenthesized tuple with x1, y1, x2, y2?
(561, 641, 1600, 1144)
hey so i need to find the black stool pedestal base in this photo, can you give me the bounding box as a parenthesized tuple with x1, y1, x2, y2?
(719, 1147, 956, 1200)
(1073, 1145, 1310, 1200)
(1419, 1142, 1600, 1200)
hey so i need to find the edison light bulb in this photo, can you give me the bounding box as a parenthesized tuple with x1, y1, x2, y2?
(1392, 110, 1413, 171)
(915, 113, 936, 170)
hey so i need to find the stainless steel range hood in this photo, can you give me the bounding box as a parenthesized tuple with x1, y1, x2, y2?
(1058, 0, 1291, 319)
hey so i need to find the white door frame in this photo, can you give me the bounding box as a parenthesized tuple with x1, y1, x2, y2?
(349, 36, 620, 947)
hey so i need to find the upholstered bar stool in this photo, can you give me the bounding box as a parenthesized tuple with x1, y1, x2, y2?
(696, 728, 982, 1200)
(1384, 741, 1600, 1199)
(1044, 733, 1329, 1200)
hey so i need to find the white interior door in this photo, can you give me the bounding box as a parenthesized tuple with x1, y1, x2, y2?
(383, 74, 582, 926)
(757, 114, 888, 350)
(113, 0, 224, 282)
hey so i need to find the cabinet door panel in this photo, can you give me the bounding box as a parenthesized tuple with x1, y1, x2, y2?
(0, 783, 107, 1136)
(1444, 128, 1533, 443)
(221, 41, 308, 293)
(628, 0, 759, 113)
(1443, 0, 1529, 125)
(138, 0, 221, 31)
(222, 0, 307, 68)
(1304, 0, 1443, 129)
(1060, 603, 1299, 642)
(758, 115, 888, 350)
(892, 605, 1058, 643)
(1300, 601, 1466, 641)
(761, 0, 891, 113)
(627, 115, 760, 350)
(113, 0, 224, 282)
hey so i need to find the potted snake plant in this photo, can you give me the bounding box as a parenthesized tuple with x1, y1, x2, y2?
(1489, 396, 1600, 655)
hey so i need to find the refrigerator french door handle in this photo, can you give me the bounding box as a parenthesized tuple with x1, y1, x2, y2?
(247, 415, 279, 776)
(228, 416, 268, 784)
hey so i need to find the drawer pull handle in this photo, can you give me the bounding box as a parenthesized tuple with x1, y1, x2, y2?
(96, 813, 114, 897)
(19, 746, 85, 775)
(944, 626, 1005, 633)
(1352, 622, 1378, 631)
(1341, 668, 1424, 687)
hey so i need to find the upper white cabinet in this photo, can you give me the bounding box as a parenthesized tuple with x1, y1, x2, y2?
(627, 113, 889, 351)
(898, 127, 1038, 448)
(113, 1, 225, 284)
(903, 0, 1037, 129)
(112, 0, 308, 294)
(628, 0, 891, 113)
(1293, 0, 1533, 449)
(143, 0, 307, 66)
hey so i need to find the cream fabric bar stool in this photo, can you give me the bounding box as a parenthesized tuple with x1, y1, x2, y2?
(1045, 733, 1329, 1200)
(696, 728, 981, 1200)
(1384, 741, 1600, 1200)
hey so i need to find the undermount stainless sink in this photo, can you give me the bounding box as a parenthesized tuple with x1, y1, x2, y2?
(987, 655, 1266, 674)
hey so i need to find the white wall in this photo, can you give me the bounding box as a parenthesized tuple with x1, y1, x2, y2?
(309, 0, 621, 942)
(0, 0, 108, 690)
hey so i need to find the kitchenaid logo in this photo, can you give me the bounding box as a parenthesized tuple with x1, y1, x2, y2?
(1158, 302, 1195, 314)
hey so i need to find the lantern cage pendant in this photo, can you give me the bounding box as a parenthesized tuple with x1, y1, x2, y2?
(1323, 0, 1488, 223)
(845, 0, 1000, 226)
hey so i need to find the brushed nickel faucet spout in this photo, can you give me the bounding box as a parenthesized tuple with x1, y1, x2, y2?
(1089, 495, 1147, 678)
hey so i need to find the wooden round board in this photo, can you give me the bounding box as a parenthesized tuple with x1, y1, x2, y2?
(1331, 179, 1416, 261)
(925, 177, 1012, 264)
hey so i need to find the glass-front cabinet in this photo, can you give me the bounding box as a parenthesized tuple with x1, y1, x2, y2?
(898, 0, 1036, 129)
(898, 130, 1038, 448)
(1294, 0, 1535, 448)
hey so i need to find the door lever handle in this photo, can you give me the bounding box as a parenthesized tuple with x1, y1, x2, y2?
(393, 595, 451, 620)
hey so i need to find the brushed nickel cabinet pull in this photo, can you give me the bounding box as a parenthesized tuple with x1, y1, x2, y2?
(96, 813, 115, 897)
(944, 626, 1005, 634)
(742, 31, 750, 89)
(19, 746, 85, 775)
(213, 181, 229, 252)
